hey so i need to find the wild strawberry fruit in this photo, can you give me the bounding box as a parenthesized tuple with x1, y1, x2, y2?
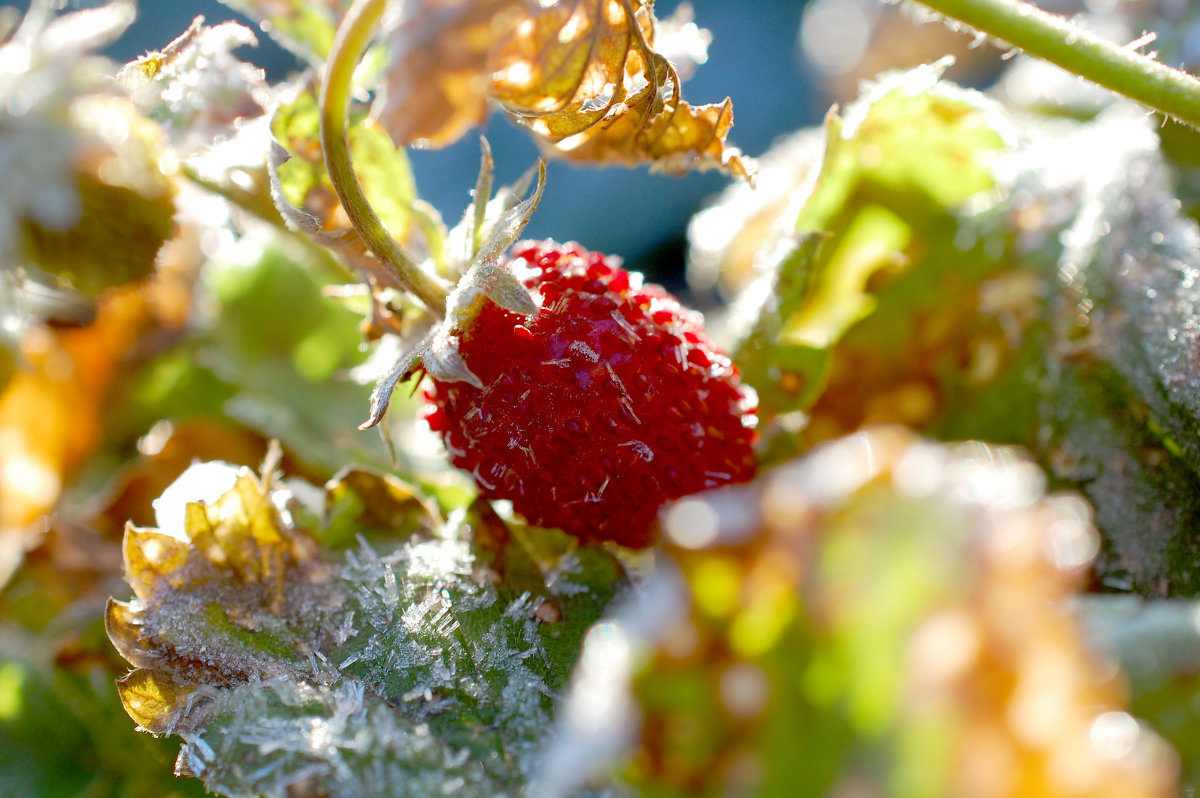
(422, 241, 757, 547)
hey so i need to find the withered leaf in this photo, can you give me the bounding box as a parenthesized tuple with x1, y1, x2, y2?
(380, 0, 523, 149)
(106, 462, 347, 746)
(380, 0, 753, 179)
(558, 96, 751, 179)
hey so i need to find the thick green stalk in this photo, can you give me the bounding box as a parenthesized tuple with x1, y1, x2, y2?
(320, 0, 448, 313)
(918, 0, 1200, 129)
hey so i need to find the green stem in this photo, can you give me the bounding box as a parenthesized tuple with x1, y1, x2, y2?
(320, 0, 448, 313)
(918, 0, 1200, 128)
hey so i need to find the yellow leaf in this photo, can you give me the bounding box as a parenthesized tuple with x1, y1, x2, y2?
(324, 466, 443, 536)
(123, 523, 191, 600)
(116, 669, 195, 734)
(184, 474, 296, 603)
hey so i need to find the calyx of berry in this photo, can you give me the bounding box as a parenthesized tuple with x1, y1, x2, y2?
(359, 141, 546, 429)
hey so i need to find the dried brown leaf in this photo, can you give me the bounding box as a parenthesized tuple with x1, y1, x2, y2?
(559, 96, 752, 179)
(380, 0, 752, 178)
(380, 0, 525, 149)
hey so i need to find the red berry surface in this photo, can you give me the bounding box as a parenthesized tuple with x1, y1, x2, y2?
(422, 241, 757, 547)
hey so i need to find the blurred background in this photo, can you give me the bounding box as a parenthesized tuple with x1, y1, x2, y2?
(13, 0, 1023, 285)
(11, 2, 1200, 797)
(16, 0, 819, 286)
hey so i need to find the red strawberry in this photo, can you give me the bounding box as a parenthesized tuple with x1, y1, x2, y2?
(422, 240, 757, 548)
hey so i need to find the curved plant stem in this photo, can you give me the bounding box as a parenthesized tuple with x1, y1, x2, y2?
(320, 0, 448, 314)
(918, 0, 1200, 129)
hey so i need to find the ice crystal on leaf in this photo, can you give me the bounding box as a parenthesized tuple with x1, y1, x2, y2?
(107, 460, 622, 797)
(1018, 106, 1200, 597)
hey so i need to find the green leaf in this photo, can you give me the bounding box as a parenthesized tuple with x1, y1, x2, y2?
(272, 89, 417, 242)
(1042, 357, 1200, 596)
(218, 0, 354, 63)
(123, 245, 391, 475)
(0, 658, 95, 797)
(467, 504, 627, 691)
(732, 68, 1033, 451)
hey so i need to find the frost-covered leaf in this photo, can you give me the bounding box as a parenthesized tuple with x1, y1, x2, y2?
(1031, 107, 1200, 596)
(468, 502, 626, 685)
(380, 0, 752, 178)
(546, 429, 1178, 797)
(702, 68, 1200, 598)
(105, 463, 340, 710)
(107, 460, 624, 796)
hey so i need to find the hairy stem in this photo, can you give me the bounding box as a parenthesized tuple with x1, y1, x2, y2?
(320, 0, 448, 313)
(917, 0, 1200, 128)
